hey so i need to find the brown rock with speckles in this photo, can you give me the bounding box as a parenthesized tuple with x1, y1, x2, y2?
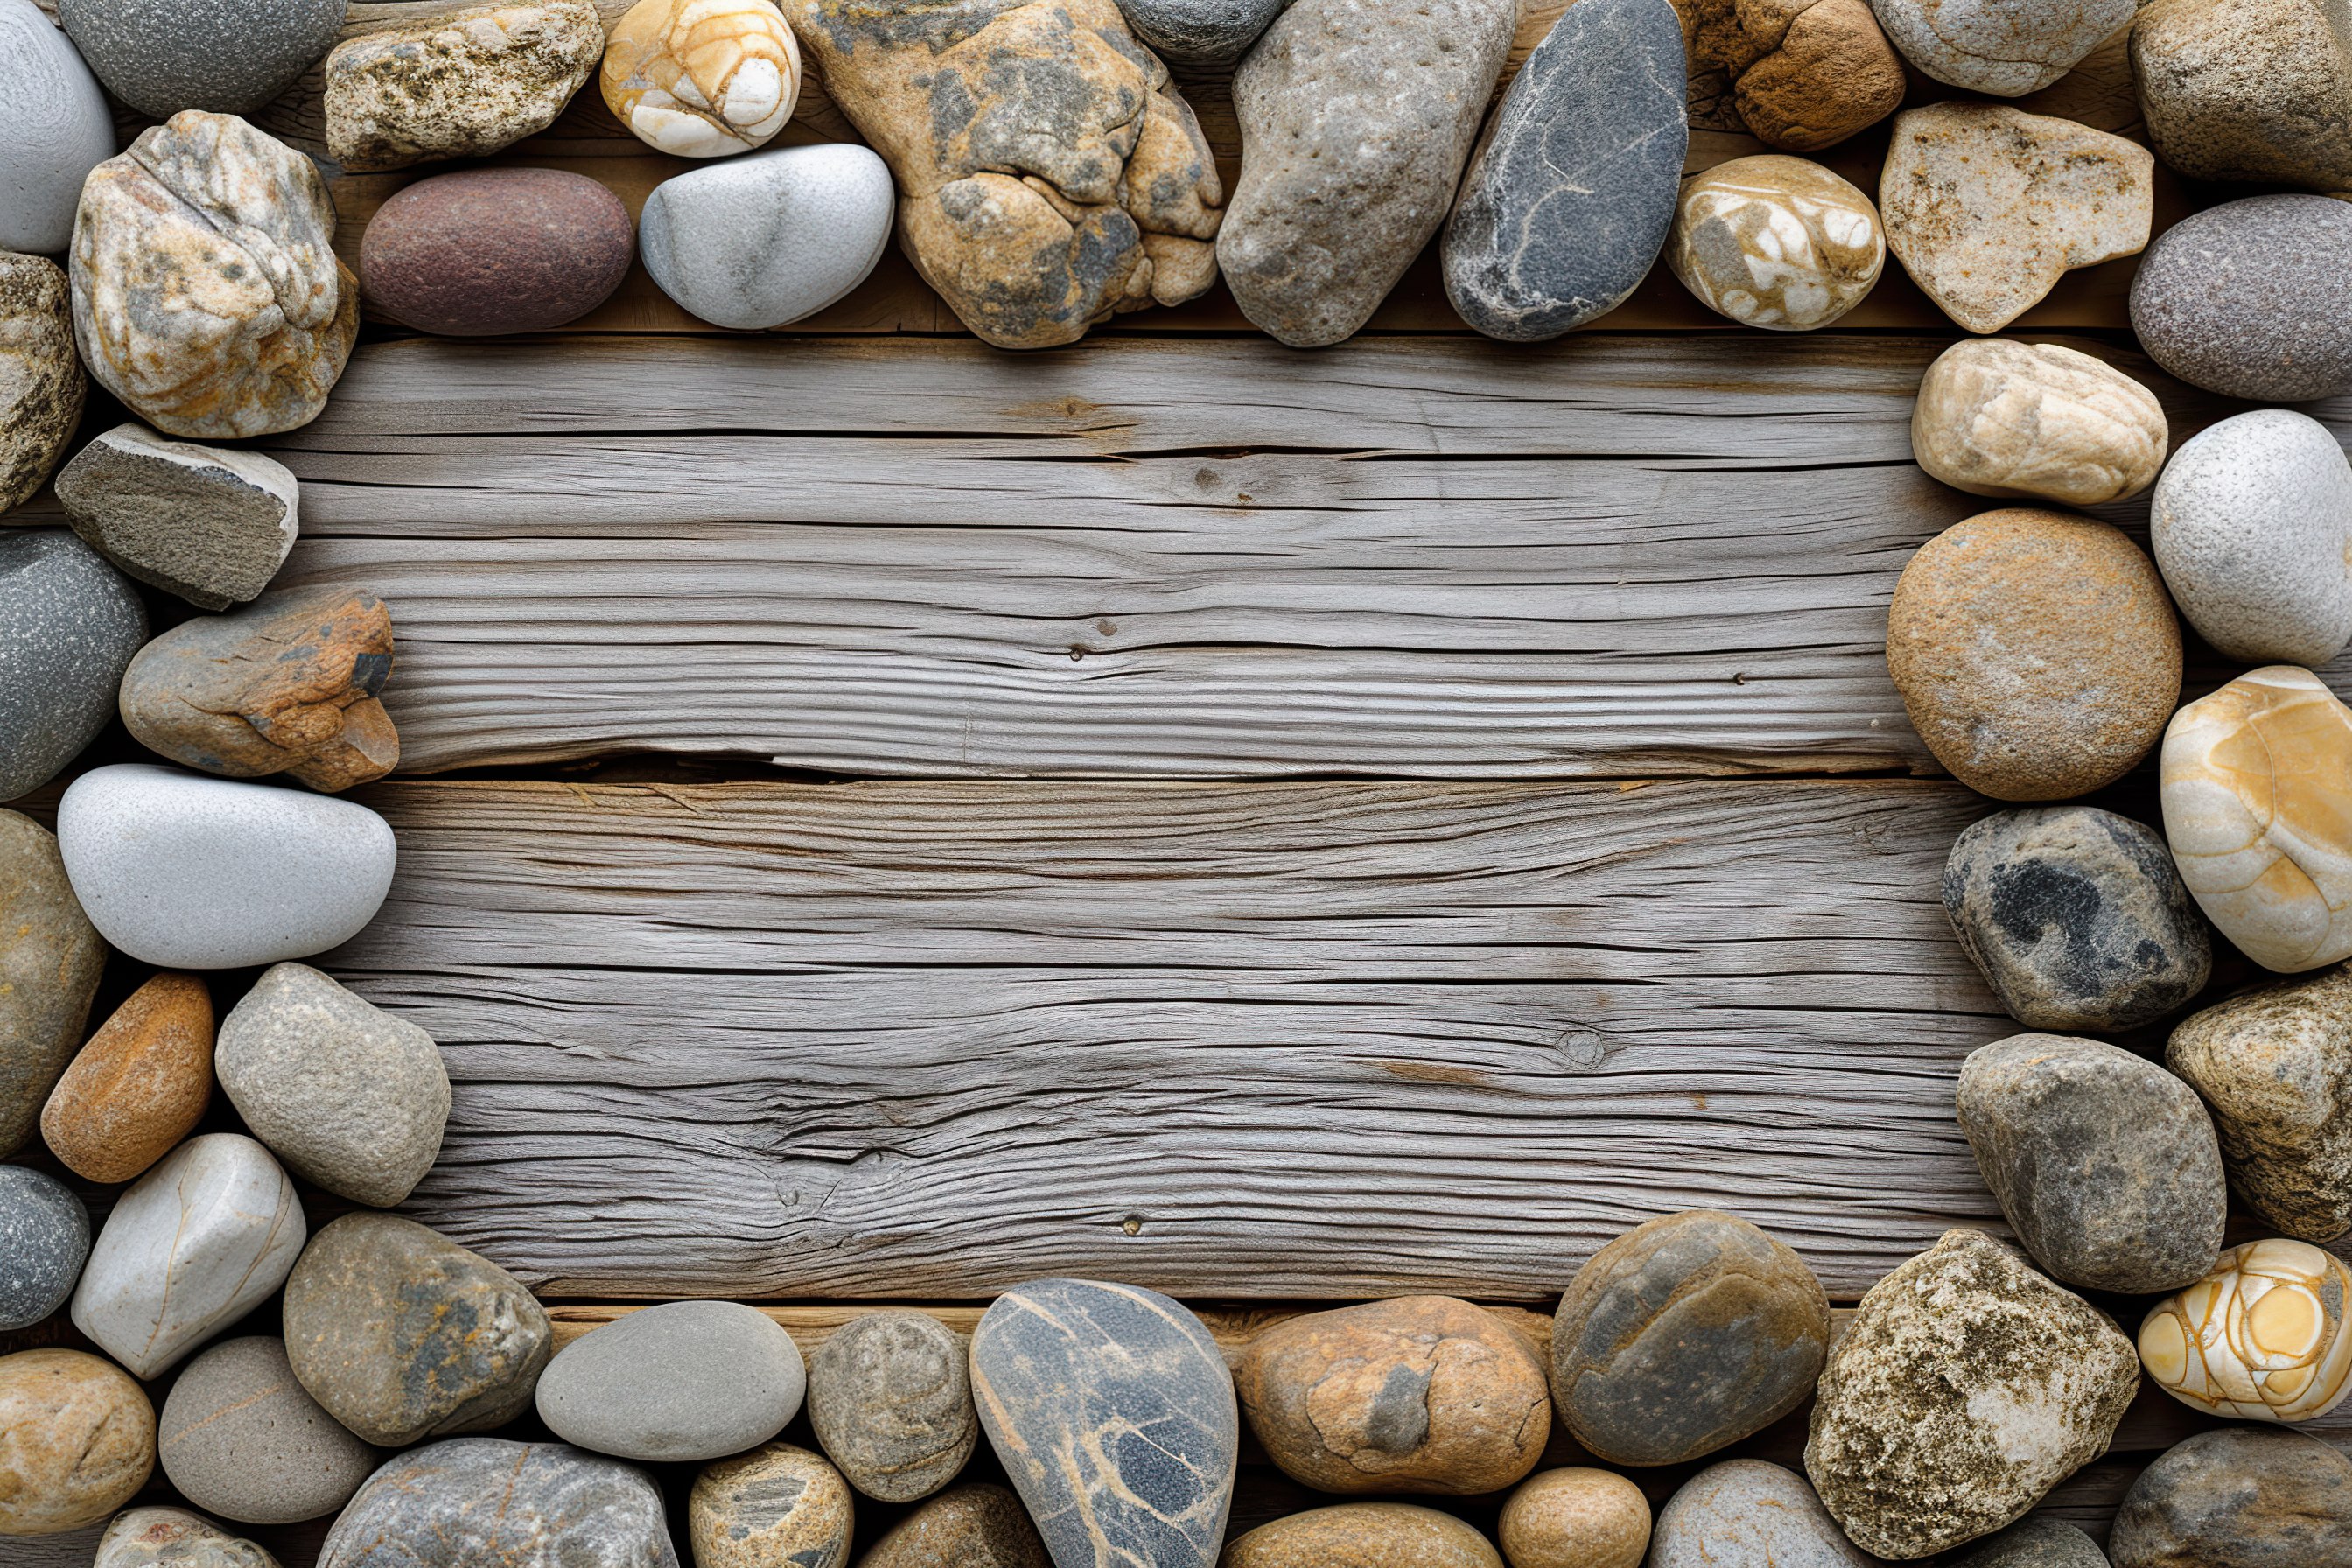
(1498, 1468, 1651, 1568)
(0, 1349, 154, 1536)
(2168, 966, 2352, 1242)
(326, 1, 607, 173)
(0, 252, 84, 517)
(41, 972, 213, 1185)
(689, 1443, 853, 1568)
(1676, 0, 1906, 150)
(858, 1484, 1050, 1568)
(1222, 1503, 1502, 1568)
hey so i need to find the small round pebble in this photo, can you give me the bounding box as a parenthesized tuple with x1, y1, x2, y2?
(0, 531, 146, 802)
(1498, 1468, 1651, 1568)
(602, 0, 799, 158)
(806, 1309, 976, 1502)
(537, 1299, 805, 1462)
(361, 167, 634, 336)
(98, 1508, 281, 1568)
(0, 1348, 154, 1536)
(690, 1442, 853, 1568)
(318, 1438, 675, 1568)
(640, 143, 895, 331)
(159, 1336, 377, 1525)
(1222, 1503, 1502, 1568)
(858, 1483, 1049, 1568)
(42, 972, 215, 1186)
(58, 0, 348, 118)
(1648, 1460, 1873, 1568)
(2131, 195, 2352, 402)
(1667, 154, 1884, 331)
(1950, 1517, 2110, 1568)
(1910, 340, 2168, 508)
(0, 1166, 88, 1330)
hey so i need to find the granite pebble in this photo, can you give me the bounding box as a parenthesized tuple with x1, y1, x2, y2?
(1648, 1460, 1873, 1568)
(362, 167, 634, 336)
(2110, 1428, 2352, 1568)
(1498, 1467, 1651, 1568)
(2168, 965, 2352, 1242)
(97, 1508, 281, 1568)
(1951, 1518, 2111, 1568)
(0, 531, 145, 804)
(640, 143, 893, 331)
(0, 809, 103, 1158)
(319, 1438, 679, 1568)
(856, 1483, 1049, 1568)
(0, 1165, 88, 1331)
(0, 0, 116, 256)
(539, 1300, 803, 1462)
(2132, 0, 2352, 194)
(1222, 1503, 1502, 1568)
(1910, 340, 2167, 508)
(1665, 154, 1882, 331)
(0, 252, 83, 514)
(55, 424, 298, 611)
(41, 973, 213, 1186)
(0, 1349, 153, 1536)
(325, 0, 606, 172)
(806, 1308, 976, 1502)
(1869, 0, 2134, 95)
(1118, 0, 1289, 63)
(2138, 1238, 2352, 1424)
(59, 0, 346, 118)
(688, 1442, 852, 1568)
(159, 1336, 376, 1525)
(2131, 195, 2352, 402)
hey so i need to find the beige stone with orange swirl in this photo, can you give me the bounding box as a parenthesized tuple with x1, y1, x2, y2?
(2139, 1238, 2352, 1423)
(601, 0, 800, 158)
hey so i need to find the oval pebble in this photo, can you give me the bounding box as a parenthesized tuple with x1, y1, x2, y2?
(361, 167, 634, 336)
(806, 1309, 976, 1502)
(2131, 194, 2352, 402)
(0, 0, 116, 256)
(537, 1299, 805, 1462)
(0, 1165, 88, 1331)
(640, 142, 893, 331)
(160, 1336, 377, 1525)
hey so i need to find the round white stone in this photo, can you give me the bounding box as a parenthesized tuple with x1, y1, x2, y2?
(0, 0, 116, 255)
(640, 142, 896, 332)
(56, 765, 396, 969)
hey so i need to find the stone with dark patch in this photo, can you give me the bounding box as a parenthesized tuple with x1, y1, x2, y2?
(58, 0, 346, 119)
(806, 1309, 976, 1502)
(0, 530, 145, 803)
(2131, 195, 2352, 402)
(858, 1484, 1050, 1568)
(2110, 1428, 2352, 1568)
(360, 167, 634, 337)
(1115, 0, 1290, 64)
(98, 1507, 282, 1568)
(686, 1442, 852, 1568)
(1952, 1517, 2111, 1568)
(318, 1438, 677, 1568)
(0, 1165, 88, 1331)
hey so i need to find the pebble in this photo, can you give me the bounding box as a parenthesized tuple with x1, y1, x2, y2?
(1551, 1210, 1830, 1467)
(0, 1349, 153, 1536)
(59, 0, 345, 118)
(39, 973, 212, 1186)
(119, 585, 397, 791)
(1648, 1460, 1873, 1568)
(0, 531, 145, 804)
(0, 810, 103, 1157)
(1223, 0, 1519, 347)
(70, 1132, 305, 1378)
(1886, 508, 2179, 801)
(602, 0, 799, 158)
(55, 424, 299, 611)
(1880, 102, 2153, 335)
(361, 168, 634, 336)
(2132, 0, 2352, 194)
(2130, 195, 2352, 402)
(324, 0, 606, 173)
(74, 112, 357, 439)
(1686, 0, 1906, 152)
(2138, 1238, 2352, 1425)
(2110, 1427, 2352, 1568)
(0, 1166, 88, 1331)
(1911, 340, 2167, 508)
(282, 1212, 552, 1446)
(2161, 667, 2352, 973)
(2167, 966, 2352, 1242)
(1498, 1468, 1652, 1568)
(158, 1335, 376, 1525)
(688, 1442, 853, 1568)
(0, 252, 82, 514)
(805, 1308, 976, 1502)
(1802, 1228, 2141, 1559)
(1869, 0, 2135, 95)
(1950, 1518, 2112, 1568)
(1664, 154, 1883, 331)
(217, 962, 449, 1208)
(1956, 1033, 2226, 1292)
(971, 1277, 1238, 1568)
(1942, 808, 2210, 1033)
(0, 1, 115, 255)
(2151, 410, 2352, 668)
(1117, 0, 1289, 64)
(318, 1438, 679, 1568)
(1237, 1295, 1548, 1494)
(538, 1300, 804, 1462)
(1442, 0, 1687, 342)
(640, 143, 894, 331)
(1222, 1503, 1502, 1568)
(98, 1508, 280, 1568)
(56, 765, 398, 970)
(858, 1484, 1049, 1568)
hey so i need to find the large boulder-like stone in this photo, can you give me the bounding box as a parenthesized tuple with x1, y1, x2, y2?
(1910, 340, 2166, 508)
(2137, 1239, 2352, 1425)
(158, 1336, 375, 1526)
(0, 1350, 153, 1536)
(2110, 1428, 2352, 1568)
(1664, 154, 1883, 332)
(97, 1508, 280, 1568)
(1222, 1504, 1503, 1568)
(1499, 1468, 1652, 1568)
(0, 1165, 88, 1331)
(2132, 0, 2352, 195)
(56, 424, 299, 610)
(1649, 1460, 1873, 1568)
(538, 1300, 805, 1463)
(59, 0, 345, 118)
(1676, 0, 1907, 152)
(686, 1443, 853, 1568)
(0, 530, 144, 803)
(639, 143, 896, 331)
(0, 1, 115, 256)
(319, 1439, 679, 1568)
(807, 1309, 976, 1502)
(2168, 966, 2352, 1241)
(1870, 0, 2135, 95)
(602, 0, 800, 158)
(0, 808, 102, 1157)
(360, 167, 634, 336)
(0, 252, 82, 515)
(325, 1, 606, 172)
(2130, 195, 2352, 403)
(858, 1484, 1049, 1568)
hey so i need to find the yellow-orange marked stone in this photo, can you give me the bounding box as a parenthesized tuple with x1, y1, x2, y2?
(2139, 1238, 2352, 1423)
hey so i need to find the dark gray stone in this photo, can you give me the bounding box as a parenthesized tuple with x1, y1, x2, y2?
(318, 1438, 677, 1568)
(807, 1308, 976, 1502)
(1954, 1518, 2110, 1568)
(1956, 1034, 2226, 1293)
(0, 530, 146, 802)
(1943, 807, 2211, 1032)
(57, 0, 346, 119)
(2110, 1428, 2352, 1568)
(971, 1278, 1238, 1568)
(0, 1166, 88, 1331)
(1117, 0, 1290, 64)
(1444, 0, 1687, 341)
(2131, 195, 2352, 402)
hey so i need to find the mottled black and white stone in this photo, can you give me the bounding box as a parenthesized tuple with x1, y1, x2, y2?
(318, 1438, 677, 1568)
(2131, 195, 2352, 402)
(57, 0, 347, 119)
(0, 1165, 88, 1331)
(1943, 807, 2211, 1032)
(971, 1278, 1239, 1568)
(0, 531, 146, 802)
(2110, 1429, 2352, 1568)
(1443, 0, 1687, 341)
(1954, 1517, 2110, 1568)
(1117, 0, 1291, 64)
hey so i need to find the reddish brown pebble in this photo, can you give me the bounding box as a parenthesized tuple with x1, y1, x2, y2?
(360, 167, 634, 336)
(41, 973, 214, 1185)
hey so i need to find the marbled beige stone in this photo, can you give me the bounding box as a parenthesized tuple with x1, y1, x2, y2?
(326, 1, 608, 173)
(1667, 154, 1883, 330)
(603, 0, 798, 158)
(690, 1443, 853, 1568)
(0, 1349, 154, 1536)
(1912, 340, 2167, 507)
(2139, 1238, 2352, 1424)
(2162, 666, 2352, 974)
(1880, 102, 2154, 334)
(71, 113, 357, 440)
(0, 252, 83, 516)
(2168, 966, 2352, 1242)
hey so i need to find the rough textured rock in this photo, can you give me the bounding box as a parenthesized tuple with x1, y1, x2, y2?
(59, 0, 346, 118)
(2168, 966, 2352, 1241)
(41, 972, 214, 1186)
(1116, 0, 1288, 63)
(2130, 195, 2352, 402)
(1550, 1209, 1829, 1467)
(97, 1508, 281, 1568)
(0, 530, 144, 803)
(55, 424, 298, 609)
(687, 1443, 852, 1568)
(1943, 808, 2209, 1033)
(1880, 102, 2153, 335)
(2132, 0, 2352, 194)
(0, 1349, 152, 1536)
(1225, 0, 1516, 347)
(1443, 0, 1687, 342)
(971, 1278, 1237, 1568)
(1952, 1519, 2111, 1568)
(1498, 1467, 1652, 1568)
(283, 1213, 552, 1447)
(2110, 1428, 2352, 1568)
(2141, 1239, 2352, 1424)
(806, 1308, 976, 1502)
(0, 1, 116, 256)
(852, 1483, 1049, 1568)
(1664, 154, 1882, 331)
(1222, 1503, 1502, 1568)
(0, 1165, 88, 1330)
(1911, 340, 2166, 508)
(1236, 1295, 1548, 1494)
(69, 1132, 305, 1378)
(1886, 508, 2180, 801)
(603, 0, 798, 158)
(0, 252, 82, 515)
(787, 0, 1222, 349)
(1648, 1460, 1873, 1568)
(324, 0, 606, 173)
(1676, 0, 1907, 151)
(119, 585, 397, 791)
(55, 765, 398, 969)
(1870, 0, 2134, 95)
(158, 1336, 375, 1525)
(2152, 410, 2352, 668)
(539, 1300, 804, 1462)
(1803, 1228, 2141, 1560)
(318, 1438, 679, 1568)
(2162, 667, 2352, 974)
(0, 809, 102, 1157)
(216, 962, 448, 1208)
(639, 142, 895, 331)
(361, 167, 634, 335)
(73, 112, 358, 439)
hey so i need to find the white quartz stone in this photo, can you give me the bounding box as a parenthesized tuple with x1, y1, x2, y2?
(0, 0, 116, 255)
(640, 142, 895, 331)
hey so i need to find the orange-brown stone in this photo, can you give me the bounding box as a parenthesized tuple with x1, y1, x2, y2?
(1222, 1503, 1502, 1567)
(0, 1349, 154, 1535)
(41, 973, 213, 1185)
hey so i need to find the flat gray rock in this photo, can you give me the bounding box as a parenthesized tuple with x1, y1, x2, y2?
(640, 143, 895, 332)
(0, 531, 146, 802)
(56, 423, 298, 609)
(0, 0, 116, 255)
(807, 1309, 976, 1502)
(158, 1336, 375, 1525)
(2111, 1428, 2352, 1568)
(1650, 1460, 1875, 1568)
(0, 1165, 88, 1330)
(1953, 1517, 2110, 1568)
(58, 0, 346, 118)
(1443, 0, 1687, 341)
(2132, 194, 2352, 402)
(0, 810, 102, 1159)
(1118, 0, 1291, 64)
(319, 1438, 678, 1568)
(536, 1299, 805, 1462)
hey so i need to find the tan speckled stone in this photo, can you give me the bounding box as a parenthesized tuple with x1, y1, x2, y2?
(1222, 1503, 1502, 1568)
(0, 1349, 154, 1536)
(2168, 966, 2352, 1241)
(1676, 0, 1907, 151)
(326, 1, 607, 174)
(1912, 340, 2168, 508)
(689, 1443, 852, 1568)
(1498, 1468, 1651, 1568)
(0, 252, 83, 517)
(0, 810, 103, 1159)
(41, 972, 213, 1186)
(858, 1484, 1048, 1568)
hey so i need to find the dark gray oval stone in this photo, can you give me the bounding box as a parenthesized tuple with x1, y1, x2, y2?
(57, 0, 346, 119)
(0, 530, 145, 802)
(1953, 1517, 2110, 1568)
(1443, 0, 1688, 341)
(1943, 806, 2211, 1032)
(2110, 1428, 2352, 1568)
(2130, 194, 2352, 402)
(0, 1165, 88, 1330)
(971, 1278, 1238, 1568)
(318, 1438, 677, 1568)
(1116, 0, 1290, 64)
(807, 1309, 976, 1502)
